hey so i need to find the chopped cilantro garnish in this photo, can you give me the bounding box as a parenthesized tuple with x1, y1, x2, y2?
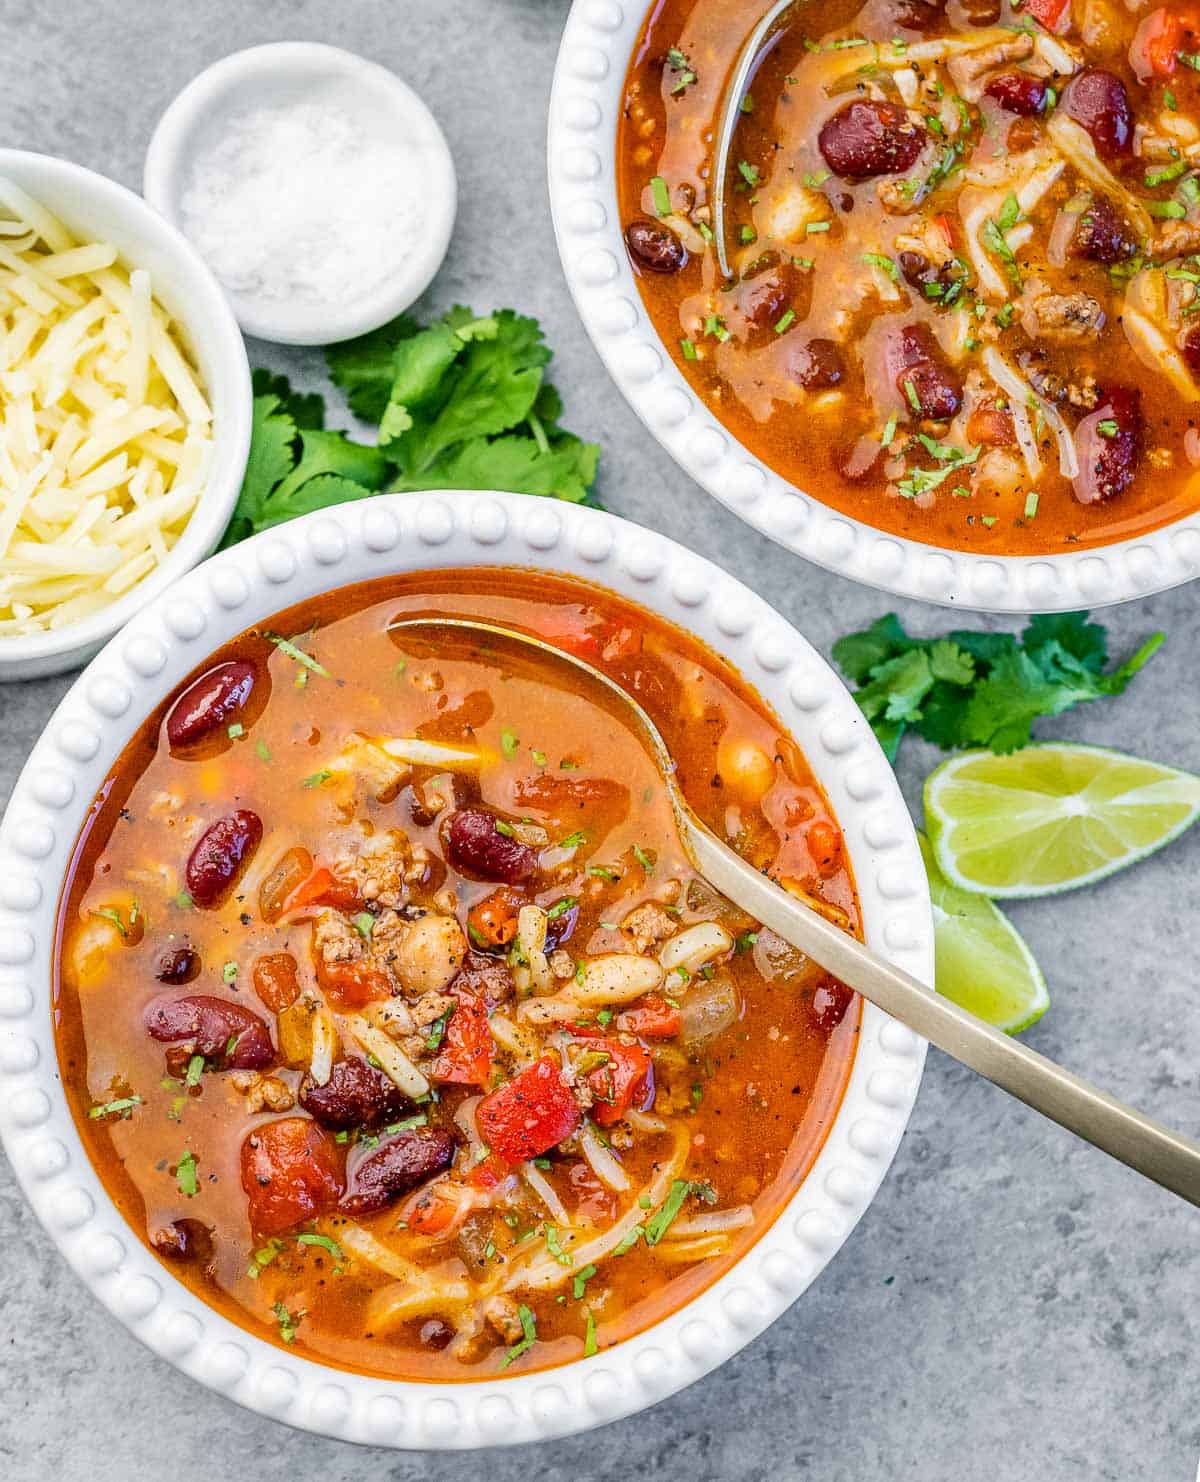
(255, 739, 272, 762)
(297, 1232, 344, 1263)
(88, 1095, 141, 1120)
(227, 722, 244, 740)
(650, 176, 671, 217)
(264, 631, 329, 677)
(680, 337, 698, 361)
(588, 865, 620, 881)
(273, 1301, 305, 1344)
(544, 1225, 573, 1267)
(425, 1009, 454, 1053)
(546, 896, 578, 921)
(584, 1309, 599, 1357)
(558, 829, 588, 849)
(91, 905, 127, 938)
(501, 728, 519, 758)
(1023, 491, 1039, 521)
(633, 843, 655, 872)
(185, 1054, 205, 1088)
(175, 1149, 198, 1198)
(1097, 419, 1120, 439)
(573, 1263, 598, 1300)
(774, 309, 796, 334)
(737, 160, 759, 188)
(614, 1226, 644, 1255)
(352, 911, 375, 940)
(645, 1179, 692, 1245)
(494, 819, 516, 838)
(863, 252, 898, 281)
(302, 769, 332, 788)
(500, 1304, 538, 1368)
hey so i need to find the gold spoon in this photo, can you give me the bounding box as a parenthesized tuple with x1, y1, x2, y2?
(391, 615, 1200, 1209)
(711, 0, 797, 281)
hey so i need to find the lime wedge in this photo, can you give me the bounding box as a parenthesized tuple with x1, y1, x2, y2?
(919, 834, 1048, 1034)
(925, 743, 1200, 898)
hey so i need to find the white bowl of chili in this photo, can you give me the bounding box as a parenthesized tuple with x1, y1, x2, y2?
(548, 0, 1200, 612)
(0, 491, 930, 1446)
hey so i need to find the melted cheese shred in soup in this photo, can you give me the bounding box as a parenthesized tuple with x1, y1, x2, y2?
(618, 0, 1200, 555)
(55, 571, 859, 1380)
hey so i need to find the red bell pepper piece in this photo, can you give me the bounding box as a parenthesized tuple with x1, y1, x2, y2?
(585, 1039, 653, 1127)
(1131, 8, 1200, 80)
(617, 995, 682, 1040)
(1025, 0, 1069, 32)
(432, 992, 494, 1086)
(466, 1152, 511, 1190)
(476, 1056, 580, 1163)
(282, 865, 359, 915)
(240, 1117, 344, 1235)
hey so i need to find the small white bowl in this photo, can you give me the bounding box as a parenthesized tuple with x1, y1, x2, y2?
(547, 2, 1200, 614)
(0, 491, 930, 1447)
(0, 150, 251, 682)
(144, 43, 457, 347)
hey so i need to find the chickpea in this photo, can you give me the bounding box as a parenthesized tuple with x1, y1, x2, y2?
(717, 736, 776, 803)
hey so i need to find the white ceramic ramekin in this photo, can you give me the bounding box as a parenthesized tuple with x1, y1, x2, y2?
(546, 1, 1200, 614)
(0, 150, 251, 681)
(0, 491, 930, 1447)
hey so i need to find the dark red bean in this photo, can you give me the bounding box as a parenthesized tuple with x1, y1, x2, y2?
(156, 944, 200, 984)
(1073, 388, 1143, 505)
(625, 219, 687, 274)
(446, 809, 536, 884)
(1063, 70, 1132, 158)
(340, 1127, 457, 1216)
(185, 809, 262, 907)
(890, 0, 947, 30)
(810, 979, 855, 1031)
(737, 265, 799, 330)
(150, 1218, 214, 1265)
(787, 337, 846, 390)
(1072, 197, 1138, 265)
(166, 661, 257, 749)
(985, 71, 1048, 116)
(819, 101, 925, 179)
(145, 993, 274, 1069)
(1184, 326, 1200, 376)
(890, 324, 962, 420)
(299, 1056, 414, 1132)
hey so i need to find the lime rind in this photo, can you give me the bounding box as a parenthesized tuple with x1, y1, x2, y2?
(925, 743, 1200, 899)
(919, 834, 1049, 1034)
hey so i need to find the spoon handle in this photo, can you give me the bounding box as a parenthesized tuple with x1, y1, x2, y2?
(686, 822, 1200, 1207)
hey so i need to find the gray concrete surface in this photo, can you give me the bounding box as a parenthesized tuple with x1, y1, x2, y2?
(1, 2, 1198, 1478)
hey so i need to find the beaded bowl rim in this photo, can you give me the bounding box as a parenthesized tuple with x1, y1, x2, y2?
(0, 491, 930, 1448)
(546, 0, 1200, 614)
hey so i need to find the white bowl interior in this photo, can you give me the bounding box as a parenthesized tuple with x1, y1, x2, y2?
(0, 492, 930, 1448)
(547, 1, 1200, 613)
(0, 149, 251, 679)
(143, 43, 457, 346)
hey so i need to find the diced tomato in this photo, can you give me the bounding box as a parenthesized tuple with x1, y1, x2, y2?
(616, 995, 682, 1040)
(240, 1117, 344, 1236)
(402, 1177, 476, 1237)
(1132, 9, 1182, 80)
(281, 865, 359, 915)
(1025, 0, 1069, 32)
(432, 992, 494, 1086)
(316, 959, 391, 1011)
(584, 1039, 653, 1127)
(466, 886, 526, 950)
(466, 1152, 511, 1191)
(476, 1056, 581, 1164)
(252, 952, 301, 1013)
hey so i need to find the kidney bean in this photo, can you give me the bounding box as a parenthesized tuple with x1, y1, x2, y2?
(1073, 388, 1143, 505)
(299, 1055, 415, 1131)
(966, 404, 1016, 448)
(166, 661, 257, 749)
(1063, 70, 1133, 158)
(186, 809, 262, 907)
(890, 324, 962, 421)
(625, 219, 687, 274)
(818, 101, 925, 179)
(890, 0, 946, 29)
(241, 1117, 345, 1236)
(340, 1126, 457, 1216)
(984, 71, 1048, 116)
(1072, 197, 1138, 265)
(145, 993, 274, 1069)
(1184, 326, 1200, 376)
(787, 337, 846, 390)
(810, 979, 855, 1031)
(737, 263, 800, 330)
(156, 944, 200, 984)
(446, 808, 536, 883)
(150, 1218, 214, 1266)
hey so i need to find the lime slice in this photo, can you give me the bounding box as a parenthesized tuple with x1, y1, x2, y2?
(925, 743, 1200, 899)
(919, 834, 1048, 1034)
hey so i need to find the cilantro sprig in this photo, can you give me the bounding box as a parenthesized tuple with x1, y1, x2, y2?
(221, 308, 600, 548)
(833, 612, 1164, 761)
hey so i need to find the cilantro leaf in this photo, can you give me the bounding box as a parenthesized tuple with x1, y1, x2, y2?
(250, 368, 324, 430)
(325, 313, 420, 422)
(833, 612, 1163, 760)
(390, 429, 598, 503)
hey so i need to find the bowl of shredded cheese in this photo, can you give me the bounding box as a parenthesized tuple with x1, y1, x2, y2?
(0, 149, 251, 680)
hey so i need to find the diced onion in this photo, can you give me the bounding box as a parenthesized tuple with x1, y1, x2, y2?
(658, 921, 733, 974)
(579, 1121, 630, 1193)
(379, 736, 483, 769)
(669, 1206, 755, 1237)
(570, 953, 664, 1006)
(983, 347, 1078, 480)
(522, 1161, 572, 1223)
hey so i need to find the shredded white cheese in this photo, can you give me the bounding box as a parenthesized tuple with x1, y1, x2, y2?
(0, 178, 212, 636)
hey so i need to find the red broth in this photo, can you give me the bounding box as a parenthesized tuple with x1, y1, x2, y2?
(55, 569, 859, 1380)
